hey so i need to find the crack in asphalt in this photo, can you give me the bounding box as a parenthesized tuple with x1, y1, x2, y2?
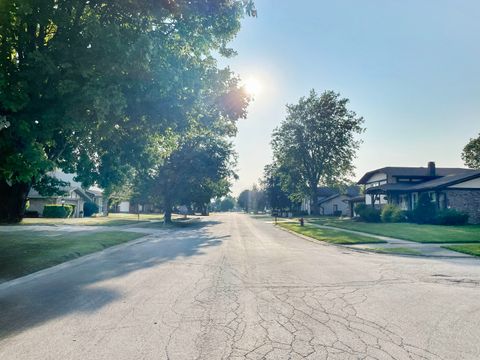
(2, 214, 479, 360)
(158, 216, 450, 360)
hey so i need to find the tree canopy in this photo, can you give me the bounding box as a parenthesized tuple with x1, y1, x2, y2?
(271, 90, 364, 215)
(0, 0, 255, 222)
(462, 133, 480, 169)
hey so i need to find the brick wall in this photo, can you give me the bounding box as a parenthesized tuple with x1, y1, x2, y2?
(445, 190, 480, 224)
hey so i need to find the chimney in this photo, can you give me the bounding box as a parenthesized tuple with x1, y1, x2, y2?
(428, 161, 436, 176)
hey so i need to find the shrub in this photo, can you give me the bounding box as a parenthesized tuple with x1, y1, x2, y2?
(412, 193, 437, 224)
(355, 203, 381, 222)
(24, 210, 39, 218)
(435, 209, 469, 225)
(43, 204, 74, 218)
(83, 202, 99, 217)
(381, 204, 405, 223)
(333, 210, 342, 217)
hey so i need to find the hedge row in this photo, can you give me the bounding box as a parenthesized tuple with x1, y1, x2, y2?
(355, 199, 469, 226)
(43, 204, 74, 218)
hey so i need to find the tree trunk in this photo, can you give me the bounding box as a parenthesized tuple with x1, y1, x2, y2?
(201, 204, 209, 216)
(164, 200, 173, 224)
(310, 185, 320, 215)
(0, 180, 31, 223)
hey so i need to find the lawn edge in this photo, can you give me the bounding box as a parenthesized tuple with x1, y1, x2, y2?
(275, 222, 473, 259)
(441, 245, 480, 257)
(0, 232, 155, 291)
(278, 222, 387, 245)
(306, 220, 480, 244)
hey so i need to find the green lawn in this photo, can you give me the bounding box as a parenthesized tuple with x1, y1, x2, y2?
(20, 213, 164, 227)
(308, 218, 480, 244)
(0, 230, 147, 282)
(278, 222, 386, 245)
(442, 244, 480, 257)
(368, 247, 422, 256)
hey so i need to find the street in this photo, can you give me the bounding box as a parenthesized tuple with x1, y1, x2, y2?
(1, 213, 480, 359)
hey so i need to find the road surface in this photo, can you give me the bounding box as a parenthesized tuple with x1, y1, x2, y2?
(1, 213, 480, 359)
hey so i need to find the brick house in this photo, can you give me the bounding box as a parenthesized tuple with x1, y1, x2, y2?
(357, 162, 480, 224)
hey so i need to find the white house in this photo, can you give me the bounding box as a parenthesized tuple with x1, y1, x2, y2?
(27, 170, 104, 217)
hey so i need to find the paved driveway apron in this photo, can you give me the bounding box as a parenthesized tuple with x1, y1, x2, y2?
(1, 213, 480, 359)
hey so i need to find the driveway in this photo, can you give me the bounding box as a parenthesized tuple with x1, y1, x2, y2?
(1, 213, 479, 359)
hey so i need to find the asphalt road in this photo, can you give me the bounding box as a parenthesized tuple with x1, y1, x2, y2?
(1, 213, 480, 360)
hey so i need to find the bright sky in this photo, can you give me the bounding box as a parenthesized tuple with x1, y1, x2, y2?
(223, 0, 480, 196)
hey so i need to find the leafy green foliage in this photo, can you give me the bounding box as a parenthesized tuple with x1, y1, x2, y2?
(237, 190, 250, 212)
(262, 163, 296, 211)
(271, 90, 364, 214)
(412, 193, 437, 224)
(381, 204, 405, 223)
(83, 202, 99, 217)
(462, 133, 480, 169)
(0, 0, 253, 222)
(42, 204, 74, 218)
(134, 131, 239, 222)
(355, 204, 381, 223)
(435, 209, 469, 225)
(220, 196, 236, 212)
(237, 185, 266, 213)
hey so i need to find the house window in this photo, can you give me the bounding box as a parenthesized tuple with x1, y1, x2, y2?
(399, 195, 408, 210)
(333, 204, 338, 212)
(439, 193, 446, 209)
(412, 193, 418, 206)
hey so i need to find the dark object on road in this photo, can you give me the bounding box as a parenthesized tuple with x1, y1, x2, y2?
(299, 217, 304, 226)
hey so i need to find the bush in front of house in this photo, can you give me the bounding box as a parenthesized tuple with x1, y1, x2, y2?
(355, 203, 381, 222)
(435, 209, 469, 225)
(83, 202, 99, 217)
(412, 193, 437, 224)
(24, 210, 39, 218)
(380, 204, 405, 223)
(43, 204, 74, 218)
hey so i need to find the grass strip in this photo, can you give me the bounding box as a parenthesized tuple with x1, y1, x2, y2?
(0, 230, 147, 282)
(308, 218, 480, 244)
(279, 222, 386, 245)
(20, 213, 164, 227)
(442, 244, 480, 257)
(368, 247, 422, 255)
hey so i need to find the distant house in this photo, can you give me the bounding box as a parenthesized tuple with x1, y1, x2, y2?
(27, 171, 104, 217)
(301, 186, 360, 216)
(357, 162, 480, 224)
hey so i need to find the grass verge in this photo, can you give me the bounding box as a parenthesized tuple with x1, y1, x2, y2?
(19, 213, 164, 227)
(0, 230, 147, 282)
(279, 222, 386, 245)
(442, 244, 480, 257)
(368, 247, 422, 256)
(308, 218, 480, 244)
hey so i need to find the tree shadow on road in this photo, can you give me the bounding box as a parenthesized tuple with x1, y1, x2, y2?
(0, 221, 226, 339)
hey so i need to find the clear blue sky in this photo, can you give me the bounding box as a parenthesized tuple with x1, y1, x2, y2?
(222, 0, 480, 195)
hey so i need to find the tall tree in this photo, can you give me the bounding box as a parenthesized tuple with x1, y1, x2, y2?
(262, 163, 294, 212)
(220, 196, 236, 212)
(462, 133, 480, 169)
(0, 0, 254, 222)
(135, 131, 239, 223)
(271, 90, 364, 215)
(237, 190, 250, 212)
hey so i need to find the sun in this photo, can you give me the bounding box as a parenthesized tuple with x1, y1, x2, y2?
(243, 77, 262, 97)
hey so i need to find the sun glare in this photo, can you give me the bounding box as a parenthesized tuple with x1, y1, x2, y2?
(243, 77, 262, 97)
